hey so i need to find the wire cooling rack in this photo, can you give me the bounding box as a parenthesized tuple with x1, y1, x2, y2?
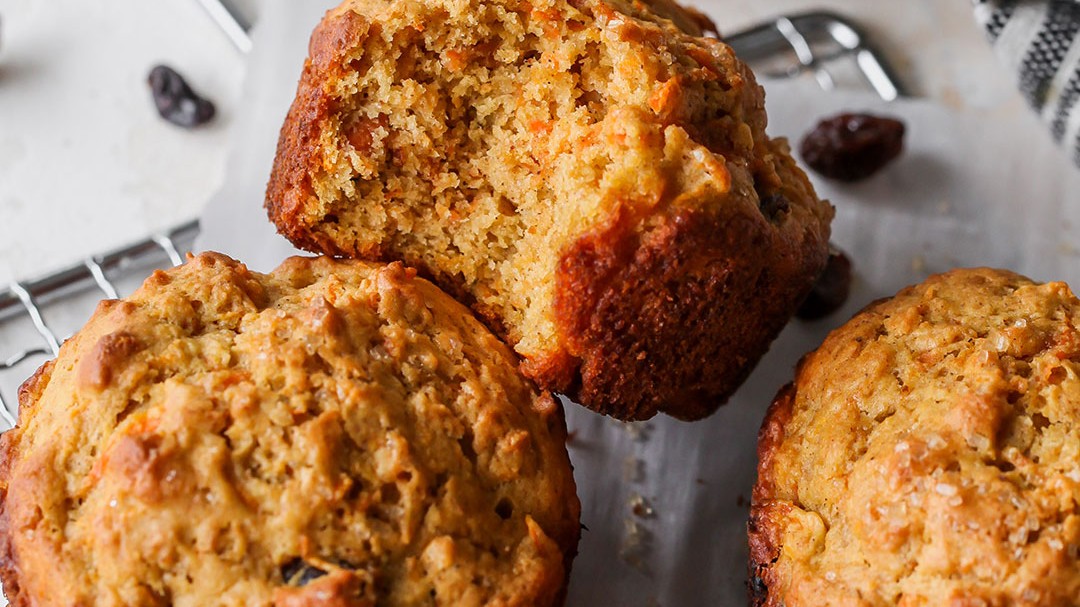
(0, 222, 201, 427)
(0, 9, 901, 431)
(727, 12, 903, 100)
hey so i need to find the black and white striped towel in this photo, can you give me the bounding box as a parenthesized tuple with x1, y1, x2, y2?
(975, 0, 1080, 166)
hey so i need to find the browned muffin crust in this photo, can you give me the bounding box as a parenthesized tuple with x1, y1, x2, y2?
(265, 0, 833, 420)
(0, 252, 579, 607)
(552, 184, 827, 420)
(750, 268, 1080, 606)
(0, 361, 53, 607)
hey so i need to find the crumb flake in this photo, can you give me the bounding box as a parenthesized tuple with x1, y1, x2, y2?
(621, 421, 654, 442)
(934, 482, 958, 497)
(630, 493, 655, 518)
(623, 456, 644, 484)
(911, 254, 926, 274)
(619, 517, 652, 575)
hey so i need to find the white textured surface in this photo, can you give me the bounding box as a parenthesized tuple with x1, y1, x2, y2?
(0, 0, 246, 285)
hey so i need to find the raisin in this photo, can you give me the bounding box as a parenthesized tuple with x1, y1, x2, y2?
(749, 575, 769, 602)
(495, 497, 514, 519)
(147, 65, 216, 128)
(280, 559, 327, 587)
(797, 246, 852, 321)
(759, 192, 790, 221)
(799, 113, 905, 182)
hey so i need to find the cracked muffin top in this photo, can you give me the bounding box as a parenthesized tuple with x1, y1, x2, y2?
(0, 252, 579, 607)
(749, 268, 1080, 606)
(266, 0, 833, 420)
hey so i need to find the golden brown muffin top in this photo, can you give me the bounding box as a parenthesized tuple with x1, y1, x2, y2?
(750, 268, 1080, 606)
(0, 252, 579, 607)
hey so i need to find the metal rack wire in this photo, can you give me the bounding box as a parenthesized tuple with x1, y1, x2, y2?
(727, 12, 904, 100)
(0, 222, 200, 422)
(0, 7, 902, 431)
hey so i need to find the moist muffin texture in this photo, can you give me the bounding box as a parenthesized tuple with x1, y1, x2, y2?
(266, 0, 834, 420)
(750, 268, 1080, 606)
(0, 252, 580, 607)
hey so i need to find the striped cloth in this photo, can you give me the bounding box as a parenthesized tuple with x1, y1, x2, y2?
(975, 0, 1080, 165)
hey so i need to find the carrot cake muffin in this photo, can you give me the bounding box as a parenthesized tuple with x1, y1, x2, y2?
(750, 268, 1080, 606)
(266, 0, 833, 420)
(0, 252, 579, 607)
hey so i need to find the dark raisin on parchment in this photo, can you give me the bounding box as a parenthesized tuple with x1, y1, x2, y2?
(148, 65, 216, 128)
(800, 113, 905, 182)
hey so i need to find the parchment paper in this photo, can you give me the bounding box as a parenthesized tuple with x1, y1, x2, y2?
(196, 1, 1080, 604)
